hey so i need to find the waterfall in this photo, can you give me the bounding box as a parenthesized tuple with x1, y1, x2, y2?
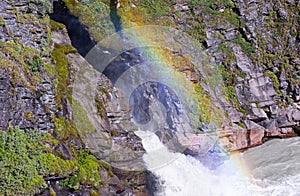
(136, 130, 300, 196)
(135, 131, 251, 196)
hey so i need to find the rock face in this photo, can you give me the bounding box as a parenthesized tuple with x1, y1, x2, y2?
(0, 0, 147, 195)
(0, 0, 55, 132)
(186, 0, 300, 150)
(50, 0, 300, 153)
(55, 24, 147, 195)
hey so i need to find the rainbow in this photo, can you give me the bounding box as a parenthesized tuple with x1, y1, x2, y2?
(84, 0, 254, 180)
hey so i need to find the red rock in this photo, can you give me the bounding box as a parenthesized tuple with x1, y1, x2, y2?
(219, 121, 266, 151)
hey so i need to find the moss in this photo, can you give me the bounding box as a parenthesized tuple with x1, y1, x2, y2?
(40, 153, 77, 176)
(72, 99, 96, 135)
(9, 69, 23, 85)
(50, 19, 66, 31)
(0, 15, 5, 26)
(237, 121, 246, 128)
(0, 126, 115, 194)
(0, 128, 46, 195)
(193, 83, 213, 123)
(63, 0, 113, 42)
(95, 94, 106, 118)
(185, 21, 207, 43)
(140, 0, 171, 19)
(90, 189, 100, 196)
(54, 116, 78, 140)
(62, 150, 103, 190)
(24, 111, 34, 122)
(224, 85, 239, 106)
(0, 39, 49, 88)
(28, 0, 52, 16)
(51, 43, 77, 108)
(28, 55, 44, 72)
(110, 129, 119, 137)
(49, 186, 56, 196)
(264, 70, 280, 93)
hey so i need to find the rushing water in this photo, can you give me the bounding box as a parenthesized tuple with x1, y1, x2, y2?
(136, 131, 300, 196)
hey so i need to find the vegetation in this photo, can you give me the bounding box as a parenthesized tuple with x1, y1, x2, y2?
(188, 0, 234, 9)
(72, 99, 96, 135)
(193, 83, 224, 126)
(140, 0, 171, 19)
(54, 116, 78, 140)
(51, 43, 77, 108)
(50, 19, 66, 31)
(63, 0, 114, 42)
(264, 70, 280, 93)
(29, 0, 52, 16)
(62, 150, 103, 190)
(0, 39, 50, 87)
(0, 127, 113, 195)
(233, 34, 255, 55)
(0, 128, 46, 195)
(28, 55, 44, 72)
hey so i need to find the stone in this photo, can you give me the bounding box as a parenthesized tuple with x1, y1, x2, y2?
(219, 121, 265, 151)
(175, 132, 216, 156)
(292, 109, 300, 121)
(261, 119, 281, 136)
(248, 106, 268, 121)
(227, 107, 243, 123)
(279, 127, 297, 138)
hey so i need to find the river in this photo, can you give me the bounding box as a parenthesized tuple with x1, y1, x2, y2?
(136, 131, 300, 196)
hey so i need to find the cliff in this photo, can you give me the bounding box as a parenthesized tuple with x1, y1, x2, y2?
(0, 0, 300, 195)
(0, 0, 146, 195)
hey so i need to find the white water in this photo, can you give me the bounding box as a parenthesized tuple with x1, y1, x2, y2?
(135, 131, 300, 196)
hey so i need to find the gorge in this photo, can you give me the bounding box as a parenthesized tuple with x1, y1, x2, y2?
(0, 0, 300, 195)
